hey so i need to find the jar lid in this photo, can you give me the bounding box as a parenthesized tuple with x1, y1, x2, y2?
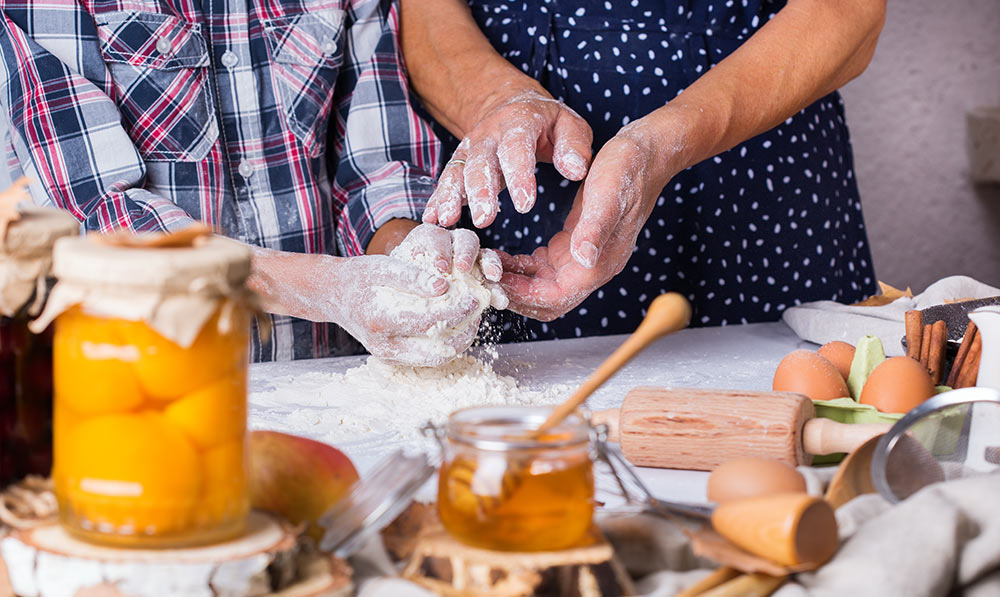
(318, 450, 437, 558)
(0, 206, 80, 317)
(51, 234, 250, 293)
(32, 233, 254, 347)
(1, 206, 80, 258)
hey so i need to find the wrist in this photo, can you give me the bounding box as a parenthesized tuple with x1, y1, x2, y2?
(634, 101, 730, 185)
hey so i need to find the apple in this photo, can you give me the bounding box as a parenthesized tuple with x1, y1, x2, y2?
(248, 430, 359, 541)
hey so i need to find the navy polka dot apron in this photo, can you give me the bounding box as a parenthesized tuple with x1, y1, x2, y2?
(443, 0, 877, 342)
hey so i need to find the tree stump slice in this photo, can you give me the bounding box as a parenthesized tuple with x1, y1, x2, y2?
(1, 511, 351, 597)
(402, 525, 635, 596)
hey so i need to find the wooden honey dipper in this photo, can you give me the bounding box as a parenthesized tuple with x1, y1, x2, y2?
(448, 292, 693, 513)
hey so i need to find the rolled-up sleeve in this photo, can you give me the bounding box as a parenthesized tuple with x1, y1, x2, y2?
(331, 0, 440, 256)
(0, 7, 196, 232)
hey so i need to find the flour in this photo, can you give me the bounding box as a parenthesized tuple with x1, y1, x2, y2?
(375, 232, 495, 366)
(250, 355, 570, 448)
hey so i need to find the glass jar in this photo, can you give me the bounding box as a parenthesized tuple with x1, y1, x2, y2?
(0, 205, 79, 488)
(435, 406, 595, 552)
(35, 234, 254, 547)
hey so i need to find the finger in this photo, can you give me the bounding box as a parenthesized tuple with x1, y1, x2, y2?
(479, 248, 503, 282)
(464, 140, 502, 228)
(486, 281, 509, 310)
(498, 272, 561, 320)
(431, 160, 468, 227)
(450, 228, 480, 274)
(368, 257, 448, 297)
(551, 108, 593, 181)
(497, 250, 544, 276)
(443, 321, 480, 357)
(497, 128, 539, 213)
(421, 197, 439, 225)
(568, 174, 625, 269)
(403, 224, 453, 274)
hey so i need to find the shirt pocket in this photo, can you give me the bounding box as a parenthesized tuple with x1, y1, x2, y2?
(95, 10, 218, 162)
(263, 9, 345, 157)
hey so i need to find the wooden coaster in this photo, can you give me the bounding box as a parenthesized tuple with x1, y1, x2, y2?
(402, 525, 635, 597)
(1, 511, 351, 596)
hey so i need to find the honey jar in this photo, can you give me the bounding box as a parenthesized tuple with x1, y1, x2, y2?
(32, 233, 254, 547)
(0, 205, 79, 487)
(433, 406, 595, 552)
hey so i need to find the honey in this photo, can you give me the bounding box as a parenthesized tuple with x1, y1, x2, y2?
(434, 406, 595, 552)
(53, 307, 250, 547)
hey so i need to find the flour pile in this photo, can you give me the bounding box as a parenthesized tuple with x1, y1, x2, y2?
(250, 355, 570, 448)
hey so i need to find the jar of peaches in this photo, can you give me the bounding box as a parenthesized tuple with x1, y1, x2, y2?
(0, 204, 79, 487)
(32, 232, 253, 547)
(432, 406, 595, 552)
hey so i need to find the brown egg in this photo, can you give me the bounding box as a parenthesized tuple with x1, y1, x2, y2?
(772, 350, 850, 401)
(707, 457, 807, 503)
(818, 341, 855, 381)
(859, 356, 935, 413)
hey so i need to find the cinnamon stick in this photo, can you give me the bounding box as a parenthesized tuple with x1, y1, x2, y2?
(955, 332, 983, 389)
(947, 321, 978, 387)
(919, 323, 932, 369)
(905, 310, 924, 360)
(927, 320, 947, 385)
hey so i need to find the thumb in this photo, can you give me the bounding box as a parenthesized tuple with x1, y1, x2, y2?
(568, 172, 624, 270)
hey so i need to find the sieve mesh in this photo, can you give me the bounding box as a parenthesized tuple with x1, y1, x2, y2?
(872, 388, 1000, 503)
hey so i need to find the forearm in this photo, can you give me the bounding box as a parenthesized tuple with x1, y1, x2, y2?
(400, 0, 547, 137)
(247, 246, 347, 324)
(641, 0, 885, 179)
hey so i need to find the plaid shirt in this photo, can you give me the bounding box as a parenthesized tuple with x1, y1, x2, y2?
(0, 0, 441, 361)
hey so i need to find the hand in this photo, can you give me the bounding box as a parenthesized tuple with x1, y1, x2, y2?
(391, 223, 508, 311)
(499, 119, 674, 320)
(247, 246, 484, 366)
(423, 90, 593, 228)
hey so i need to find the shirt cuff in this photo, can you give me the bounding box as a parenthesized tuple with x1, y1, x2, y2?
(336, 163, 436, 257)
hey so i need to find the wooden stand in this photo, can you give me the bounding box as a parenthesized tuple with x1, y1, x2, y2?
(402, 525, 635, 597)
(1, 512, 352, 597)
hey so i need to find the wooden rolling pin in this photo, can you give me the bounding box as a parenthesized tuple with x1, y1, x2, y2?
(592, 388, 890, 470)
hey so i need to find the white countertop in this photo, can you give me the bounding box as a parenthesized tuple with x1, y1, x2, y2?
(249, 321, 814, 505)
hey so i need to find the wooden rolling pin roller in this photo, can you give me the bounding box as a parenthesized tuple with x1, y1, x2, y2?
(591, 388, 891, 470)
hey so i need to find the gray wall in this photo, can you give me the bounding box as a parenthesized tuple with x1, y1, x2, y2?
(839, 0, 1000, 292)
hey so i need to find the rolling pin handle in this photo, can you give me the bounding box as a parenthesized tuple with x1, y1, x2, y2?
(590, 409, 621, 442)
(802, 418, 890, 456)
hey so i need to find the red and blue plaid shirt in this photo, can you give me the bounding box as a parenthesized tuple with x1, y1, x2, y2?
(0, 0, 441, 361)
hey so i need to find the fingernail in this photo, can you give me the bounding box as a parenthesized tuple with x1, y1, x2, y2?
(572, 241, 599, 269)
(432, 278, 448, 293)
(435, 259, 449, 273)
(472, 206, 487, 227)
(514, 189, 532, 213)
(562, 151, 587, 179)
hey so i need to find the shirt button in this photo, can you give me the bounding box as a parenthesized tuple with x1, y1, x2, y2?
(221, 51, 238, 67)
(322, 40, 337, 54)
(155, 38, 172, 54)
(238, 160, 254, 178)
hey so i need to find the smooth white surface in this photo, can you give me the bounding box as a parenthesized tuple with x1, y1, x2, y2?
(249, 321, 813, 505)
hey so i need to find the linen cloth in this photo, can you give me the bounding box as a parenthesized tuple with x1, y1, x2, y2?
(782, 275, 1000, 355)
(352, 474, 1000, 596)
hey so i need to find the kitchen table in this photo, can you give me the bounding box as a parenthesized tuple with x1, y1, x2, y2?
(249, 321, 814, 506)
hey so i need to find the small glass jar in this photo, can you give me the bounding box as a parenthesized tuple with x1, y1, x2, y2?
(35, 234, 253, 547)
(435, 406, 595, 552)
(0, 206, 79, 488)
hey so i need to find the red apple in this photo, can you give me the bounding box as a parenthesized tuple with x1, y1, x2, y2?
(248, 430, 359, 541)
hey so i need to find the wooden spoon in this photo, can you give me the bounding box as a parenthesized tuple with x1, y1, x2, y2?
(824, 434, 882, 509)
(535, 292, 692, 435)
